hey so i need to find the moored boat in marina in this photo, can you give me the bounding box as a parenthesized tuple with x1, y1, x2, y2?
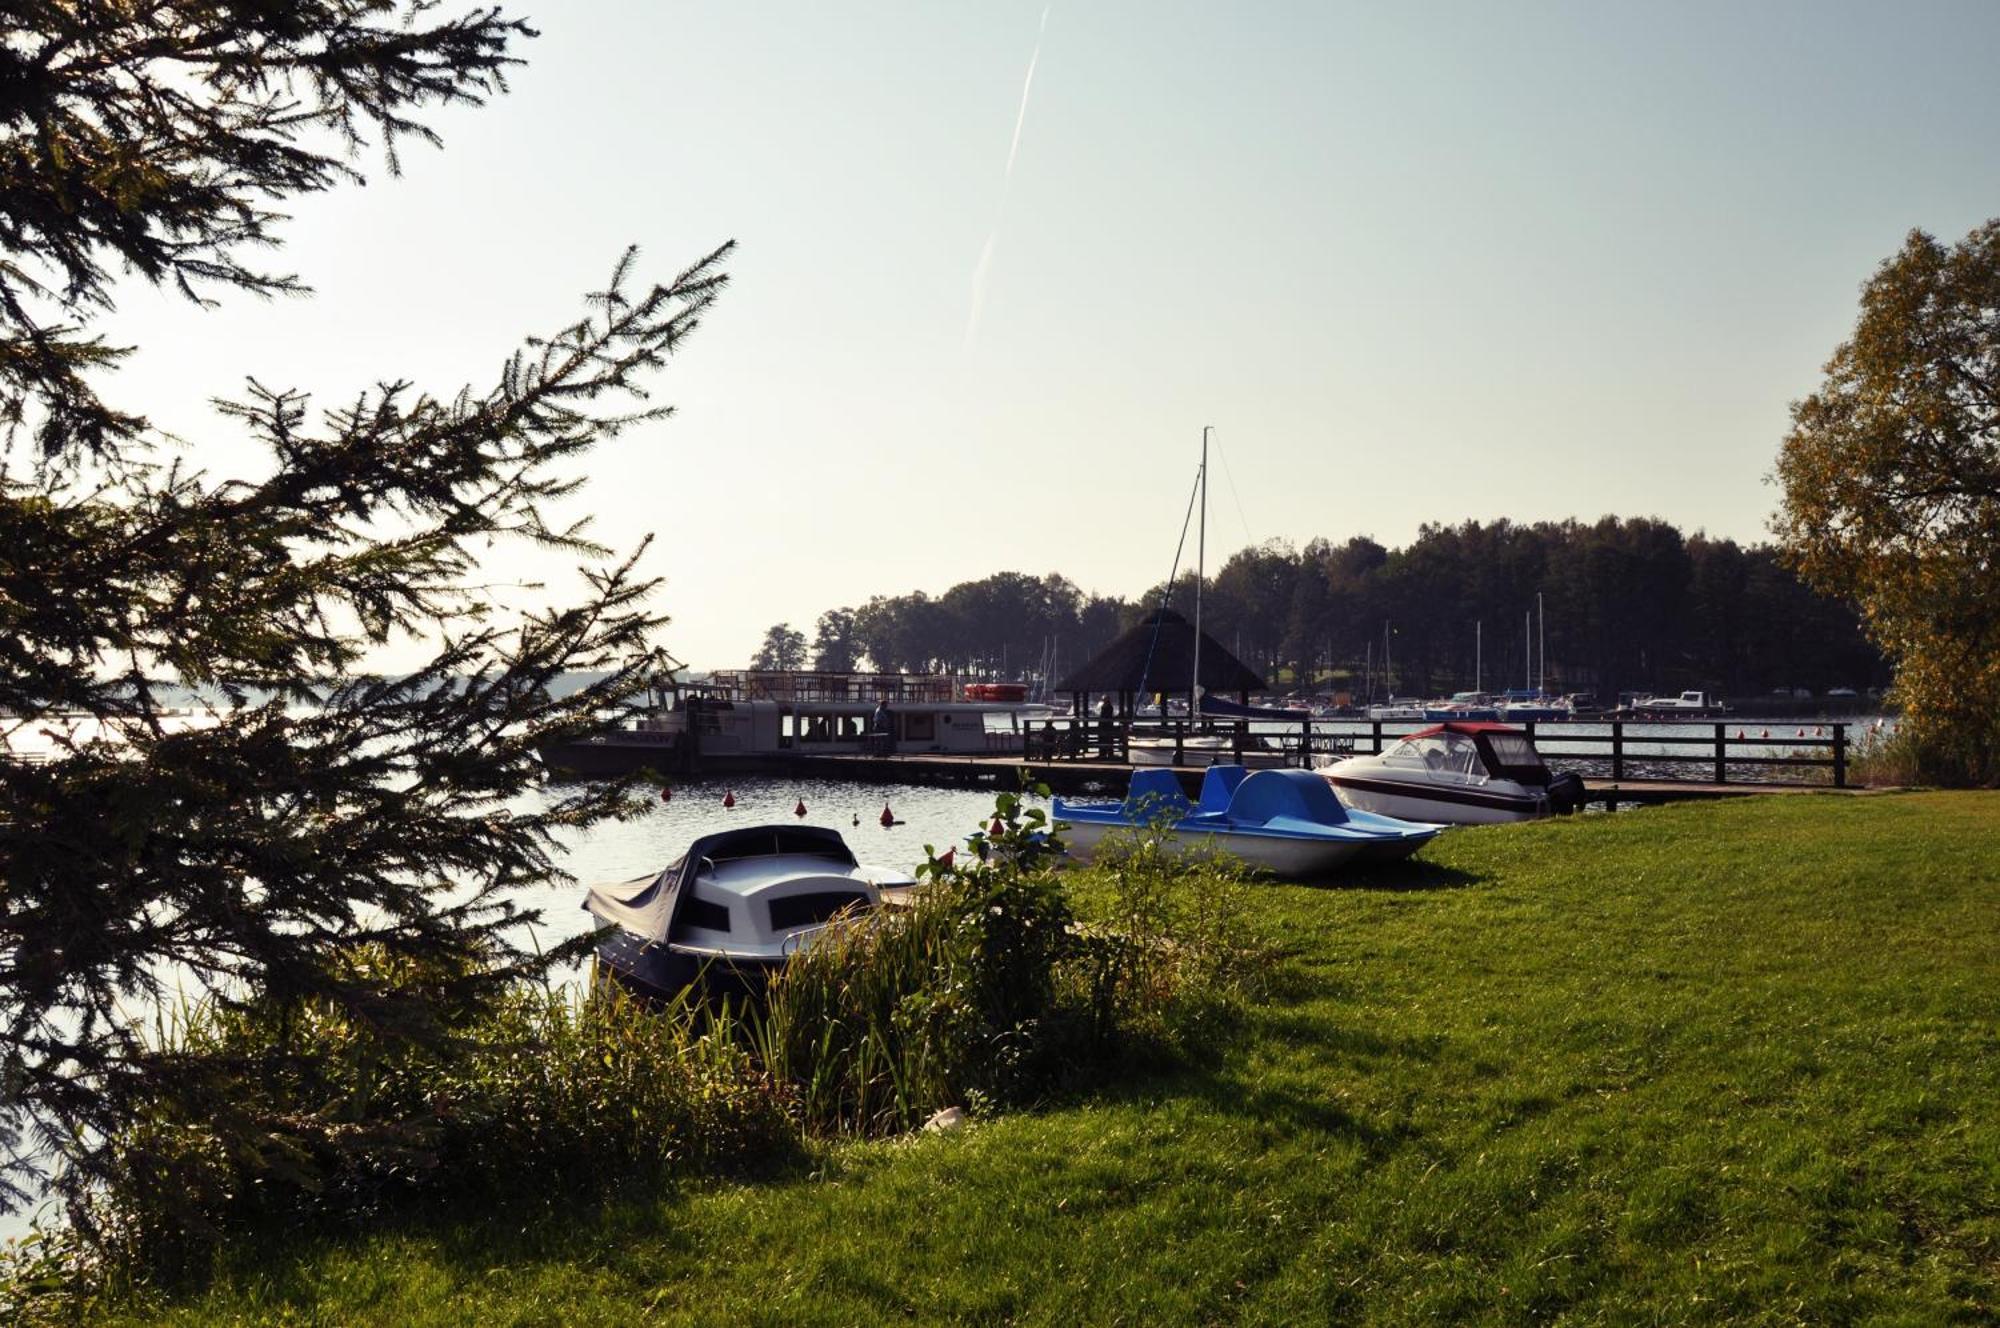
(1126, 732, 1292, 768)
(540, 670, 1037, 777)
(1317, 720, 1585, 824)
(584, 824, 916, 998)
(1054, 765, 1440, 877)
(1615, 690, 1729, 718)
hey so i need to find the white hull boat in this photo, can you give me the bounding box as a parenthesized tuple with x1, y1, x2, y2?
(1318, 721, 1585, 825)
(1127, 734, 1290, 768)
(584, 825, 916, 998)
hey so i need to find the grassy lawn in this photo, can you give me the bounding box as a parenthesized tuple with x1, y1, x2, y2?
(91, 792, 2000, 1325)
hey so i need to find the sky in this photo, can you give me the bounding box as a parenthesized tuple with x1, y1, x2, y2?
(97, 0, 2000, 671)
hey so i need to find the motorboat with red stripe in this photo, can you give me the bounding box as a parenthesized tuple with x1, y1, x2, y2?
(1317, 721, 1584, 825)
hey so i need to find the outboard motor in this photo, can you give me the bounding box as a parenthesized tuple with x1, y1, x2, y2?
(1546, 770, 1586, 815)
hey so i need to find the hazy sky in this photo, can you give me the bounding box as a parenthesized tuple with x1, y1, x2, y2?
(100, 1, 2000, 670)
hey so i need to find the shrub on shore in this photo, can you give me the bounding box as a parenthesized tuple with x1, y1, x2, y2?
(14, 793, 1268, 1294)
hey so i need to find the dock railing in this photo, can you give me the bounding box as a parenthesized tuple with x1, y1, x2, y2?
(1018, 716, 1853, 788)
(1298, 719, 1852, 787)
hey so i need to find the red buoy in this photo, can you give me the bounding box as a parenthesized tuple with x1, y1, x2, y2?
(1736, 730, 1745, 740)
(879, 803, 894, 827)
(939, 846, 955, 868)
(1796, 728, 1806, 738)
(1760, 729, 1770, 739)
(723, 789, 737, 809)
(659, 786, 673, 803)
(794, 798, 808, 818)
(989, 817, 1005, 837)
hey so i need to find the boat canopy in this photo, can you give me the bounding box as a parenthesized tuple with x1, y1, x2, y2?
(1392, 722, 1551, 786)
(586, 825, 856, 940)
(1200, 695, 1311, 722)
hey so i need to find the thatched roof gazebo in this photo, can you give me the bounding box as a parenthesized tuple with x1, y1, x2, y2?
(1056, 608, 1265, 717)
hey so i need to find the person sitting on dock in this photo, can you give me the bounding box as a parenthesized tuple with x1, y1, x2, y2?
(1097, 697, 1117, 759)
(1039, 717, 1061, 759)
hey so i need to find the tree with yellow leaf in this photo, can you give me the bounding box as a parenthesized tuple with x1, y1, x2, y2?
(1776, 223, 2000, 785)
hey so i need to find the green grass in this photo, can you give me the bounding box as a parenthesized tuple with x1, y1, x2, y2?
(74, 793, 2000, 1325)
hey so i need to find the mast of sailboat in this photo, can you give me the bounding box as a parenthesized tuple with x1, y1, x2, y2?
(1192, 426, 1209, 717)
(1525, 610, 1532, 691)
(1537, 591, 1545, 696)
(1476, 619, 1482, 694)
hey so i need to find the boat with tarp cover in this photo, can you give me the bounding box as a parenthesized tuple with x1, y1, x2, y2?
(584, 825, 916, 998)
(1317, 720, 1585, 825)
(1053, 766, 1440, 878)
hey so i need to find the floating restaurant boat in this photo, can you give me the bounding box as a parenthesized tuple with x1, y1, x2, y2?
(963, 681, 1030, 703)
(1053, 766, 1440, 878)
(584, 825, 916, 998)
(1318, 721, 1585, 825)
(541, 670, 1035, 778)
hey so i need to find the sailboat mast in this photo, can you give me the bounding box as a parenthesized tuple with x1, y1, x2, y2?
(1525, 610, 1531, 690)
(1476, 620, 1482, 694)
(1537, 591, 1545, 695)
(1193, 426, 1208, 714)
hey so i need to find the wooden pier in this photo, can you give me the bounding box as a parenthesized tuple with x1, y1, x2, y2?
(693, 750, 1868, 808)
(577, 713, 1873, 808)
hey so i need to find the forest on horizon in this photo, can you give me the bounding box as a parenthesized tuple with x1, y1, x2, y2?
(755, 515, 1887, 703)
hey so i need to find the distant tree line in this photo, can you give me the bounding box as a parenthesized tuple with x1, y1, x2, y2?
(755, 517, 1887, 702)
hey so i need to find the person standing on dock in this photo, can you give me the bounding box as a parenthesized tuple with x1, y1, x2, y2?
(1097, 697, 1117, 759)
(870, 696, 896, 754)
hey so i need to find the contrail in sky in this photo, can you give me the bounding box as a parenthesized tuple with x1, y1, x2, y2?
(966, 5, 1051, 350)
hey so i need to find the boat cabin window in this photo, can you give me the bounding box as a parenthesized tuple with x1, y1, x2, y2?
(702, 830, 858, 866)
(768, 891, 869, 931)
(1482, 732, 1544, 771)
(681, 896, 732, 933)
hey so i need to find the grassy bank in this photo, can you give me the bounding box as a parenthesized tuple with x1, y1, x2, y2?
(62, 793, 2000, 1324)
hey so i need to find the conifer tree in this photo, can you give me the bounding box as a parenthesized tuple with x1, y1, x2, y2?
(0, 3, 726, 1211)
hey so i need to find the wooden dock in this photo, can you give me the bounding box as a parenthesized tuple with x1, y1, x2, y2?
(704, 752, 1866, 807)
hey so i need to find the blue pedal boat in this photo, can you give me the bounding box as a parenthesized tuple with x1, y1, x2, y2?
(1053, 765, 1441, 878)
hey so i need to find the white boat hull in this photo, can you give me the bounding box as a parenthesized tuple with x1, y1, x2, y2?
(1324, 773, 1545, 825)
(1128, 737, 1289, 768)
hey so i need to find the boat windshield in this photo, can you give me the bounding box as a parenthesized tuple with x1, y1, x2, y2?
(1382, 732, 1486, 783)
